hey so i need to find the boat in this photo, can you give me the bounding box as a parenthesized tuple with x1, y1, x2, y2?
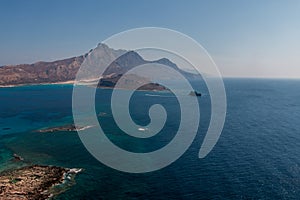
(189, 91, 201, 97)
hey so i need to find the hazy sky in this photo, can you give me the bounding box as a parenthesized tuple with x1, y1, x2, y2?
(0, 0, 299, 78)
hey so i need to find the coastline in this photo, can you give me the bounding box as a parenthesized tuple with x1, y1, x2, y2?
(0, 81, 171, 93)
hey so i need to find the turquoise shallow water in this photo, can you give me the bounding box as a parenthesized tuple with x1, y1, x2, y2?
(1, 79, 300, 199)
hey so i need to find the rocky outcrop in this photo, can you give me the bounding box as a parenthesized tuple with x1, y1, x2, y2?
(99, 74, 167, 91)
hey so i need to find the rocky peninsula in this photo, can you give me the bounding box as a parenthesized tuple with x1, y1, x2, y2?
(0, 165, 82, 200)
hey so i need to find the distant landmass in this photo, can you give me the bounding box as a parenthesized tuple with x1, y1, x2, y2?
(0, 43, 200, 90)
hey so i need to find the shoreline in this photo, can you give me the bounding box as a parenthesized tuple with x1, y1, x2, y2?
(0, 80, 75, 88)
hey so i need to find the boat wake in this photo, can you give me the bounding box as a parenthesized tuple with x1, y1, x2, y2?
(76, 125, 94, 131)
(145, 94, 174, 98)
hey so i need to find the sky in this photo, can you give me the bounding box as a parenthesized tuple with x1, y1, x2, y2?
(0, 0, 299, 78)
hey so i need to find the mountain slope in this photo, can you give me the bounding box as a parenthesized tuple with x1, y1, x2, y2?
(0, 56, 84, 86)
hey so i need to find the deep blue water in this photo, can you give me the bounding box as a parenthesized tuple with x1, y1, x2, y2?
(1, 79, 300, 199)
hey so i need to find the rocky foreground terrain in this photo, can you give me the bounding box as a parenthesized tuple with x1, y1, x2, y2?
(0, 165, 81, 200)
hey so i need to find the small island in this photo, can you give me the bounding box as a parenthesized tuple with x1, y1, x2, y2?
(0, 165, 82, 200)
(36, 124, 78, 133)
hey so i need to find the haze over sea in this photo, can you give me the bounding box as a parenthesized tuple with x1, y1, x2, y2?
(1, 78, 300, 199)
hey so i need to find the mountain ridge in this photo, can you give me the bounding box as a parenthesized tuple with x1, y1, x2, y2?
(0, 43, 199, 87)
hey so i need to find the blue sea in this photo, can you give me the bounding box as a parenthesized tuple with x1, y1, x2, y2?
(1, 79, 300, 199)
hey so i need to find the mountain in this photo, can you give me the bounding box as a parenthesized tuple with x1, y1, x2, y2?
(0, 43, 199, 88)
(103, 51, 146, 76)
